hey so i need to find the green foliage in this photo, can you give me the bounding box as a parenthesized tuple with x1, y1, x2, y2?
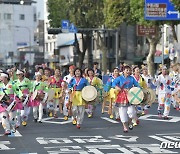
(105, 0, 180, 28)
(104, 0, 130, 28)
(172, 0, 180, 11)
(47, 0, 104, 28)
(47, 0, 69, 28)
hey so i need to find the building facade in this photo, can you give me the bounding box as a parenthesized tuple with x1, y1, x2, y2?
(35, 0, 57, 63)
(0, 0, 37, 66)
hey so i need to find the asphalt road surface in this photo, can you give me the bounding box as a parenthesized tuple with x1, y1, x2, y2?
(0, 103, 180, 154)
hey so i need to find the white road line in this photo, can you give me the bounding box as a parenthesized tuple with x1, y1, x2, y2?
(149, 135, 171, 143)
(0, 130, 22, 137)
(101, 117, 119, 123)
(42, 117, 72, 124)
(139, 114, 180, 123)
(156, 133, 180, 135)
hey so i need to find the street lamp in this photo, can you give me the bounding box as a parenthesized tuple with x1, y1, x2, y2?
(15, 26, 31, 51)
(20, 0, 24, 5)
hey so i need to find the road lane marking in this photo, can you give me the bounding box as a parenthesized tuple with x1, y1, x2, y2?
(0, 130, 22, 137)
(42, 117, 72, 124)
(101, 117, 119, 123)
(0, 141, 15, 150)
(139, 114, 180, 122)
(109, 135, 139, 142)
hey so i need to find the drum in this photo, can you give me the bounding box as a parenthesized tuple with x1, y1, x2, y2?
(47, 89, 55, 101)
(148, 88, 156, 105)
(141, 89, 151, 105)
(0, 94, 17, 112)
(32, 90, 48, 103)
(127, 87, 144, 105)
(173, 90, 180, 104)
(82, 86, 97, 103)
(6, 100, 16, 112)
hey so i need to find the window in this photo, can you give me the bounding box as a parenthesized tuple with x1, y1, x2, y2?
(19, 14, 25, 20)
(4, 13, 11, 20)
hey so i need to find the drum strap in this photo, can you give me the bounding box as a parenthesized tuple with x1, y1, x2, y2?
(129, 88, 143, 104)
(33, 82, 40, 91)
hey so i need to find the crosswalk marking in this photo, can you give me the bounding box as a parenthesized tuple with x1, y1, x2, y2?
(101, 117, 119, 123)
(42, 117, 72, 124)
(0, 130, 22, 137)
(139, 114, 180, 123)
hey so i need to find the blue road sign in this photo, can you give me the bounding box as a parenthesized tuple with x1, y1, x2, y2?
(69, 23, 78, 33)
(61, 20, 70, 32)
(61, 20, 78, 33)
(145, 0, 180, 20)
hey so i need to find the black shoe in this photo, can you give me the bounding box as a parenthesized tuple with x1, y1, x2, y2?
(33, 119, 37, 122)
(129, 124, 133, 130)
(38, 121, 42, 123)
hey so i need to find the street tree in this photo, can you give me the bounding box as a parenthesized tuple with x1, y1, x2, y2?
(105, 0, 180, 76)
(47, 0, 104, 68)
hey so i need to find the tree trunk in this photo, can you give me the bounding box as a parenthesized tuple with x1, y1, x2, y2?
(171, 23, 178, 42)
(86, 34, 93, 68)
(146, 26, 161, 77)
(75, 33, 87, 68)
(171, 23, 180, 63)
(146, 41, 157, 76)
(102, 45, 107, 75)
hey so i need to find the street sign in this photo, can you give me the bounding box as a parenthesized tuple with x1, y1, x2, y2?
(145, 0, 180, 20)
(69, 23, 77, 33)
(61, 20, 77, 33)
(137, 25, 156, 36)
(61, 20, 70, 33)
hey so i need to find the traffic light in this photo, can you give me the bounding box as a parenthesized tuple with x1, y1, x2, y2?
(48, 28, 62, 35)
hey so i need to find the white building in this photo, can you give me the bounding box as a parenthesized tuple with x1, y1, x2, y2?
(34, 0, 57, 63)
(0, 0, 37, 65)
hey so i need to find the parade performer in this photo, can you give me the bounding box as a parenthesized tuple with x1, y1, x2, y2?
(49, 67, 63, 117)
(104, 68, 120, 120)
(31, 72, 48, 123)
(86, 68, 103, 118)
(15, 69, 32, 127)
(112, 65, 140, 133)
(141, 65, 154, 89)
(61, 81, 70, 120)
(132, 66, 148, 117)
(63, 65, 76, 84)
(155, 66, 173, 119)
(41, 67, 51, 116)
(169, 63, 179, 109)
(63, 65, 75, 120)
(68, 68, 89, 129)
(83, 67, 88, 78)
(0, 72, 20, 135)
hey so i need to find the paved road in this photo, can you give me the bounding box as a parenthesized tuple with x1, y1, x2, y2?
(0, 103, 180, 154)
